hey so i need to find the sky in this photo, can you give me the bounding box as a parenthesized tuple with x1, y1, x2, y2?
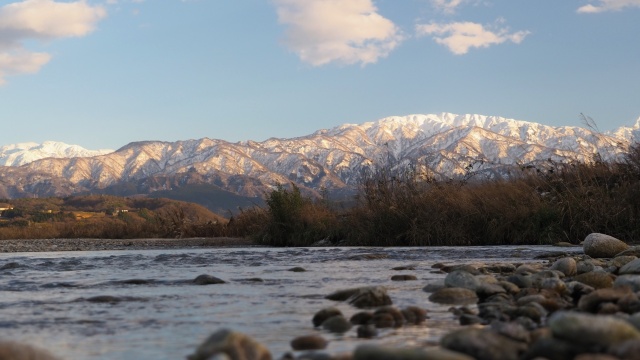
(0, 0, 639, 150)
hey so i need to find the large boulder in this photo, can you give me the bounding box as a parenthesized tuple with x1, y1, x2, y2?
(583, 233, 629, 258)
(441, 328, 527, 360)
(187, 329, 272, 360)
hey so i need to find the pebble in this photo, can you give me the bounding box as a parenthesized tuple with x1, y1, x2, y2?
(290, 335, 327, 351)
(549, 311, 640, 348)
(429, 287, 479, 305)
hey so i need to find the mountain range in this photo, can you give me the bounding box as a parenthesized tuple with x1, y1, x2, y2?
(1, 113, 639, 213)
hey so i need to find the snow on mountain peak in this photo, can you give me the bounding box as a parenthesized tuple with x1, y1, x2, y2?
(0, 141, 113, 167)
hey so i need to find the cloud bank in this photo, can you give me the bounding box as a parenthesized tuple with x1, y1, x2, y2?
(0, 0, 106, 84)
(273, 0, 403, 66)
(578, 0, 640, 13)
(416, 20, 530, 55)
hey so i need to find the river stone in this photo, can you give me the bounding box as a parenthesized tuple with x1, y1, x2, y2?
(583, 233, 629, 258)
(523, 337, 586, 360)
(391, 274, 418, 281)
(312, 307, 343, 327)
(193, 274, 226, 285)
(573, 271, 615, 289)
(619, 258, 640, 275)
(356, 324, 378, 339)
(290, 335, 327, 350)
(187, 329, 272, 360)
(578, 260, 598, 274)
(326, 286, 392, 308)
(616, 245, 640, 257)
(549, 311, 640, 348)
(441, 264, 481, 275)
(423, 280, 446, 293)
(551, 257, 577, 276)
(401, 306, 428, 325)
(349, 311, 373, 325)
(321, 315, 352, 333)
(0, 341, 60, 360)
(287, 267, 306, 272)
(429, 287, 478, 305)
(578, 287, 634, 312)
(614, 274, 640, 292)
(445, 270, 480, 290)
(441, 327, 527, 360)
(609, 339, 640, 360)
(373, 307, 405, 328)
(354, 344, 474, 360)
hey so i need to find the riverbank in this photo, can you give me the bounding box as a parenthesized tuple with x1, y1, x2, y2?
(0, 237, 257, 253)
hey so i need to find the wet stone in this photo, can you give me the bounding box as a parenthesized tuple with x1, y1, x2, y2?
(312, 307, 342, 327)
(288, 267, 306, 272)
(356, 325, 378, 339)
(187, 329, 271, 360)
(193, 274, 226, 285)
(321, 315, 352, 333)
(445, 270, 480, 291)
(429, 287, 479, 305)
(354, 344, 474, 360)
(391, 274, 417, 281)
(391, 265, 416, 271)
(550, 257, 577, 276)
(613, 274, 640, 292)
(349, 311, 373, 325)
(401, 306, 427, 325)
(290, 335, 327, 351)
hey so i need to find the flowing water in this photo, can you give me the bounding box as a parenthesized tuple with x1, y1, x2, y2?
(0, 245, 581, 359)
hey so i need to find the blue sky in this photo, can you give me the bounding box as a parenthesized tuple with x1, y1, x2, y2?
(0, 0, 639, 150)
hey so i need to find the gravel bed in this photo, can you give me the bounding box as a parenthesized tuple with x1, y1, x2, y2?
(0, 237, 257, 253)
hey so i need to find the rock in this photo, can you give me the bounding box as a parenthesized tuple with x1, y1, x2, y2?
(85, 295, 122, 303)
(573, 271, 615, 289)
(609, 339, 640, 360)
(187, 329, 271, 360)
(614, 274, 640, 292)
(441, 327, 527, 360)
(459, 314, 483, 325)
(401, 306, 428, 325)
(611, 255, 637, 269)
(312, 307, 342, 327)
(553, 242, 577, 247)
(574, 355, 621, 360)
(550, 257, 577, 276)
(578, 287, 634, 313)
(441, 264, 481, 275)
(616, 245, 640, 257)
(193, 274, 226, 285)
(373, 307, 404, 328)
(321, 315, 352, 333)
(392, 265, 416, 271)
(583, 233, 629, 258)
(483, 263, 516, 273)
(619, 258, 640, 275)
(354, 344, 474, 360)
(356, 324, 378, 339)
(290, 335, 327, 351)
(391, 274, 417, 281)
(423, 280, 446, 293)
(523, 337, 584, 360)
(549, 311, 640, 348)
(476, 283, 507, 298)
(490, 321, 531, 343)
(326, 286, 392, 308)
(349, 311, 373, 325)
(287, 267, 306, 272)
(445, 270, 480, 290)
(630, 313, 640, 330)
(0, 341, 60, 360)
(578, 260, 598, 274)
(429, 287, 478, 305)
(505, 274, 533, 289)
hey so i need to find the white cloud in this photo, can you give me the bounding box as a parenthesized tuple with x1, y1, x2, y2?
(416, 20, 530, 55)
(0, 0, 106, 84)
(273, 0, 403, 66)
(578, 0, 640, 13)
(431, 0, 465, 14)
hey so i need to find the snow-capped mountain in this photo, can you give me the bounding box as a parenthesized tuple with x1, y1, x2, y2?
(0, 113, 638, 199)
(0, 141, 113, 167)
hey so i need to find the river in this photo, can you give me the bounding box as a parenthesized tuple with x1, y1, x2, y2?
(0, 245, 582, 359)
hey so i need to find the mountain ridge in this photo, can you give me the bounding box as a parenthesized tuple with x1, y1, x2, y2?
(1, 113, 638, 204)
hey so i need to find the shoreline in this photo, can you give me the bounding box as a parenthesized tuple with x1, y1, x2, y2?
(0, 237, 258, 253)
